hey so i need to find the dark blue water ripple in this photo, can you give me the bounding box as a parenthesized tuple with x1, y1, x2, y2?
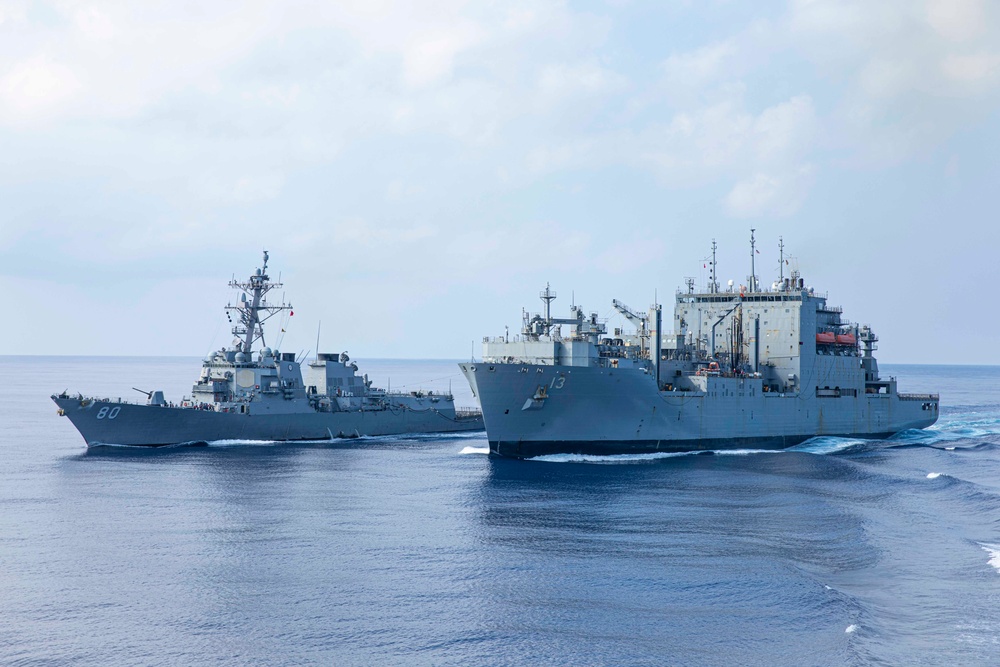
(2, 358, 1000, 666)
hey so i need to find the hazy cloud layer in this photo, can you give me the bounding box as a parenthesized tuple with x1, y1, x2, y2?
(3, 0, 999, 362)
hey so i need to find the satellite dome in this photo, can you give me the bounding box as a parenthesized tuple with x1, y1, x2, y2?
(263, 347, 273, 356)
(235, 352, 247, 363)
(256, 268, 262, 276)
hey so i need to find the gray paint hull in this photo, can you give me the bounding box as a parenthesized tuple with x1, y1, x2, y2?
(461, 363, 936, 458)
(53, 397, 483, 447)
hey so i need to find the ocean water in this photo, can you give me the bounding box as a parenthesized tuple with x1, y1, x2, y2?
(2, 357, 1000, 666)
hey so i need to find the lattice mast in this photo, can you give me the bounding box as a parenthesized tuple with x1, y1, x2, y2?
(225, 251, 292, 354)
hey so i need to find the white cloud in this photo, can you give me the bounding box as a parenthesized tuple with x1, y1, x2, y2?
(724, 165, 816, 218)
(941, 52, 1000, 84)
(330, 218, 437, 247)
(537, 61, 628, 100)
(750, 95, 817, 164)
(926, 0, 988, 41)
(0, 56, 82, 121)
(3, 1, 1000, 360)
(786, 0, 1000, 158)
(660, 41, 736, 90)
(399, 21, 485, 89)
(595, 238, 667, 274)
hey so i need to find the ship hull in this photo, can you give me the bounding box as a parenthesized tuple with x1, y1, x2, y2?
(460, 363, 937, 459)
(53, 396, 483, 447)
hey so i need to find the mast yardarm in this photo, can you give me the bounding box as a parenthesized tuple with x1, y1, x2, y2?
(224, 250, 292, 354)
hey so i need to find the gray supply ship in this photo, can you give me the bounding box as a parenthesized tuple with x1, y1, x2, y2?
(461, 234, 938, 458)
(53, 252, 483, 446)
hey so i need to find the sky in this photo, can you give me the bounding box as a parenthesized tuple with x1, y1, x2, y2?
(2, 0, 999, 364)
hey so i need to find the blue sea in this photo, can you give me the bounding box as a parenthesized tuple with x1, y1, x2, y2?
(2, 357, 999, 666)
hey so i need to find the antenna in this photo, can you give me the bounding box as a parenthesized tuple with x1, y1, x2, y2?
(225, 250, 290, 355)
(710, 239, 718, 293)
(750, 228, 757, 293)
(540, 283, 557, 334)
(316, 320, 321, 358)
(778, 236, 785, 285)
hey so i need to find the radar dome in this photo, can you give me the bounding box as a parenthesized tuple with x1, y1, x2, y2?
(263, 347, 273, 356)
(235, 352, 247, 363)
(256, 268, 262, 276)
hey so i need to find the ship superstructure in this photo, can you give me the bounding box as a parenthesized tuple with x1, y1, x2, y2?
(461, 234, 938, 458)
(54, 253, 482, 446)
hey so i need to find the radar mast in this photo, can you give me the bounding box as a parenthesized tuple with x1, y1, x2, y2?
(778, 236, 785, 285)
(709, 239, 718, 293)
(225, 251, 292, 355)
(540, 283, 557, 335)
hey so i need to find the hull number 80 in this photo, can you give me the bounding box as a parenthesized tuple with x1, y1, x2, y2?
(96, 406, 121, 420)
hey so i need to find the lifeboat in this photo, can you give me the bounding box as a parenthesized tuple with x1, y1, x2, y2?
(835, 333, 857, 345)
(815, 332, 836, 345)
(696, 361, 721, 376)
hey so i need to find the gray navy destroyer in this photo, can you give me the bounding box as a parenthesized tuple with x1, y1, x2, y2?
(461, 234, 939, 458)
(54, 252, 483, 447)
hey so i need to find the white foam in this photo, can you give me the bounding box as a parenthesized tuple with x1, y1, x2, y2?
(531, 451, 693, 464)
(946, 447, 956, 451)
(529, 448, 778, 464)
(459, 446, 490, 455)
(919, 416, 1000, 443)
(206, 438, 281, 446)
(845, 624, 858, 634)
(205, 438, 346, 446)
(790, 437, 867, 455)
(926, 472, 941, 479)
(979, 543, 1000, 574)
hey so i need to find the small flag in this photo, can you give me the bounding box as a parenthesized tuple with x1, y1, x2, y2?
(290, 311, 294, 316)
(281, 328, 286, 332)
(703, 263, 706, 268)
(755, 249, 760, 254)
